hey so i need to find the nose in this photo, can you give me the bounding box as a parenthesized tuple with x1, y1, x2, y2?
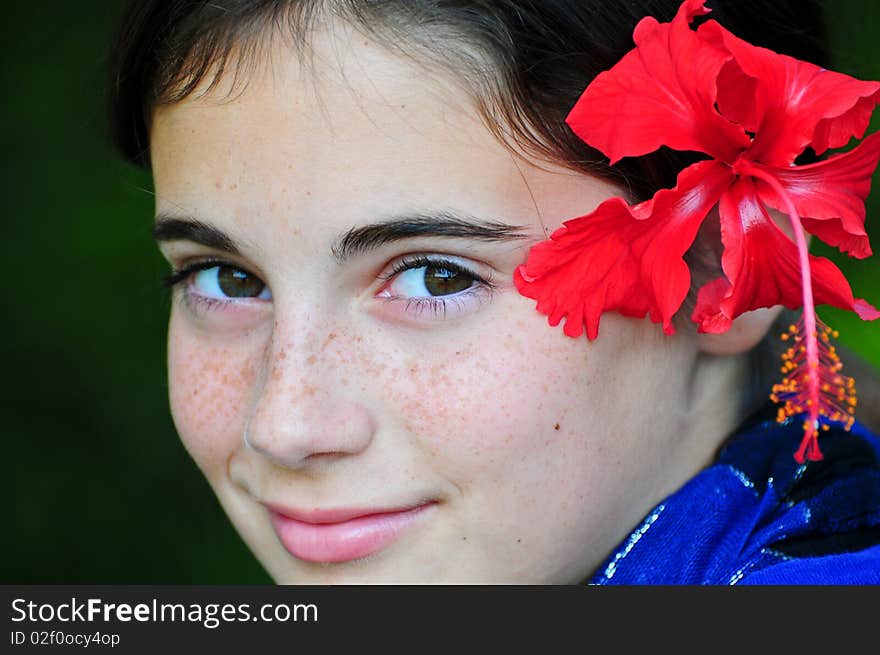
(243, 331, 376, 470)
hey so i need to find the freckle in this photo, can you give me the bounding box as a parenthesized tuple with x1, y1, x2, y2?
(517, 538, 522, 544)
(322, 332, 337, 350)
(271, 366, 282, 380)
(554, 423, 560, 430)
(214, 181, 221, 189)
(306, 355, 317, 365)
(462, 536, 467, 541)
(455, 351, 461, 356)
(303, 384, 317, 396)
(227, 183, 237, 190)
(305, 190, 311, 196)
(278, 350, 287, 360)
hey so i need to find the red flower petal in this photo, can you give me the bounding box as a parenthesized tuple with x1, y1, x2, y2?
(515, 161, 731, 339)
(693, 177, 880, 333)
(753, 132, 880, 259)
(566, 0, 749, 165)
(813, 94, 880, 156)
(700, 20, 880, 165)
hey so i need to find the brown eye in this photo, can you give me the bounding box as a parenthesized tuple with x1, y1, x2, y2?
(186, 264, 270, 301)
(378, 255, 496, 320)
(216, 266, 267, 298)
(423, 264, 474, 296)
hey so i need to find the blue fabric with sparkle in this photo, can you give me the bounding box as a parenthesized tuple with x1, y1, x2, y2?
(588, 415, 880, 584)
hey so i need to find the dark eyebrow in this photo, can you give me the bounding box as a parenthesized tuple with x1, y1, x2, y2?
(152, 214, 242, 254)
(152, 211, 533, 261)
(330, 211, 531, 263)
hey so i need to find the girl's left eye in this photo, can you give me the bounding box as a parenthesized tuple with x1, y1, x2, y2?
(377, 255, 497, 319)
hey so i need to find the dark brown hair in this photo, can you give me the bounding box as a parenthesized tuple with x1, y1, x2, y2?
(108, 0, 828, 190)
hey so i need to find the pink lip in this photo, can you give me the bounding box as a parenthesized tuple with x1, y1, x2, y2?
(266, 502, 435, 563)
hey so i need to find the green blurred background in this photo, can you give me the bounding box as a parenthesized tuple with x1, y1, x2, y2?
(2, 1, 878, 583)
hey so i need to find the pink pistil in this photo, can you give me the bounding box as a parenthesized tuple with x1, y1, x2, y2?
(738, 164, 823, 462)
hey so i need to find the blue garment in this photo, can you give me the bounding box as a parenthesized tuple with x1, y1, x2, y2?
(588, 413, 880, 584)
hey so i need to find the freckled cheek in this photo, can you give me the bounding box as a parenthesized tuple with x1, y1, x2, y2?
(167, 322, 259, 472)
(384, 333, 603, 462)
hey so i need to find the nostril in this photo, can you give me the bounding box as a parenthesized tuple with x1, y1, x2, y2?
(302, 451, 350, 463)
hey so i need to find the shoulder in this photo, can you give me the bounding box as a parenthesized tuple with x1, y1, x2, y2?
(733, 544, 880, 584)
(726, 419, 880, 584)
(589, 417, 880, 585)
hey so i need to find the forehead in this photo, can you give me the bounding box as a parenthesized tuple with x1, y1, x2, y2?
(152, 25, 516, 202)
(148, 20, 623, 258)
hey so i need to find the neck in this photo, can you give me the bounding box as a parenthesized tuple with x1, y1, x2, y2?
(642, 348, 753, 508)
(682, 349, 752, 464)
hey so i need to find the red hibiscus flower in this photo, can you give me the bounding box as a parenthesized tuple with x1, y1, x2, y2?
(514, 0, 880, 462)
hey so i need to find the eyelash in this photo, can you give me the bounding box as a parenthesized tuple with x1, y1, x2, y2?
(161, 255, 498, 319)
(378, 254, 498, 318)
(161, 258, 251, 315)
(162, 259, 219, 289)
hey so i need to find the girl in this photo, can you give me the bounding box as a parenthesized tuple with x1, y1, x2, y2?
(108, 0, 880, 583)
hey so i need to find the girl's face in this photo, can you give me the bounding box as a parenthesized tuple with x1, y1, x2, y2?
(151, 25, 729, 583)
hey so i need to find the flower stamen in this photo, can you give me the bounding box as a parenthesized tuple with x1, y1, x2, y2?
(770, 318, 857, 462)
